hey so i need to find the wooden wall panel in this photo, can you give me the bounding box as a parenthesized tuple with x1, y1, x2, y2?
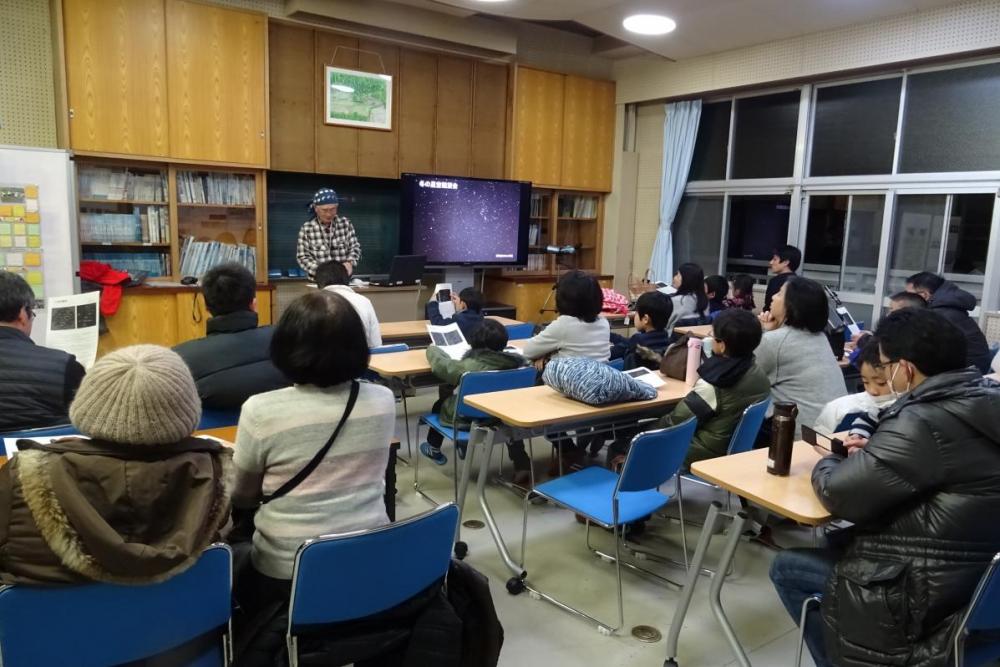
(64, 0, 168, 156)
(357, 40, 399, 178)
(433, 57, 473, 176)
(512, 67, 565, 187)
(269, 22, 315, 172)
(398, 50, 437, 175)
(471, 62, 508, 179)
(166, 0, 267, 165)
(561, 75, 616, 192)
(314, 32, 359, 175)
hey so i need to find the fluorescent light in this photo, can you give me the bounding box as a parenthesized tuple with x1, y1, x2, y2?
(622, 14, 676, 36)
(330, 84, 355, 93)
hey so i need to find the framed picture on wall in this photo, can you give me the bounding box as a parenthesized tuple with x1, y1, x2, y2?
(323, 66, 393, 131)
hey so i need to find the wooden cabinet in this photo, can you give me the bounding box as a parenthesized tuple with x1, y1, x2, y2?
(314, 32, 360, 175)
(511, 66, 616, 192)
(520, 189, 604, 275)
(269, 22, 315, 173)
(166, 0, 267, 166)
(398, 50, 438, 175)
(434, 57, 474, 176)
(485, 274, 612, 324)
(63, 0, 169, 156)
(472, 63, 509, 179)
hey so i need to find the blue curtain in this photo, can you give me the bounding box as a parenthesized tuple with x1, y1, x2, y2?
(649, 100, 702, 283)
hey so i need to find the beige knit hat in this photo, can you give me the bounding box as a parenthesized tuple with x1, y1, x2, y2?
(70, 345, 202, 445)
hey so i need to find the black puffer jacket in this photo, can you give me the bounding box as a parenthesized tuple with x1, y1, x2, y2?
(928, 282, 991, 373)
(812, 369, 1000, 666)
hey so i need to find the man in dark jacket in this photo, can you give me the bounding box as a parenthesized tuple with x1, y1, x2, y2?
(770, 308, 1000, 667)
(907, 271, 991, 373)
(174, 263, 288, 410)
(0, 271, 85, 432)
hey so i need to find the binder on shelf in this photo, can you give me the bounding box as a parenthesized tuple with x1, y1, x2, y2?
(177, 172, 255, 206)
(179, 235, 256, 278)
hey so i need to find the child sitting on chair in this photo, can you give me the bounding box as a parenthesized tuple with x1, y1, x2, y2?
(426, 287, 485, 340)
(723, 274, 757, 312)
(705, 275, 730, 321)
(421, 319, 527, 476)
(610, 291, 672, 368)
(814, 336, 895, 435)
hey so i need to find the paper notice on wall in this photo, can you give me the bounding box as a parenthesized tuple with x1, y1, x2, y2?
(45, 291, 100, 368)
(431, 282, 455, 319)
(427, 322, 469, 360)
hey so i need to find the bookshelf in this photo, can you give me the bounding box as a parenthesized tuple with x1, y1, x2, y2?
(75, 159, 267, 282)
(509, 189, 604, 276)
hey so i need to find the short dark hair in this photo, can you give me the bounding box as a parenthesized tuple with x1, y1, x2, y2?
(774, 245, 802, 272)
(315, 260, 350, 288)
(635, 291, 672, 331)
(0, 271, 35, 323)
(906, 272, 945, 294)
(705, 275, 729, 301)
(732, 274, 755, 298)
(712, 309, 762, 358)
(270, 291, 370, 387)
(469, 318, 508, 351)
(782, 277, 829, 333)
(555, 271, 603, 323)
(876, 308, 967, 376)
(889, 291, 927, 310)
(201, 263, 256, 316)
(857, 336, 883, 370)
(458, 287, 483, 313)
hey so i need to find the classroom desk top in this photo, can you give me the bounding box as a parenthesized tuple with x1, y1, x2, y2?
(673, 324, 713, 338)
(464, 374, 688, 429)
(369, 339, 529, 378)
(690, 441, 832, 526)
(380, 316, 523, 341)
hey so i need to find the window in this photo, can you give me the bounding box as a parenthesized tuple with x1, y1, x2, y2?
(731, 91, 800, 179)
(672, 196, 724, 273)
(900, 62, 1000, 173)
(810, 78, 901, 176)
(725, 195, 791, 276)
(803, 194, 884, 294)
(688, 101, 731, 181)
(943, 193, 994, 299)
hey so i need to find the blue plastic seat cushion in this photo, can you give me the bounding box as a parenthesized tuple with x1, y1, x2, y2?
(534, 466, 670, 526)
(419, 414, 471, 443)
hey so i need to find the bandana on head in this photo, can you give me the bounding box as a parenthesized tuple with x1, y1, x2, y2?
(309, 188, 339, 214)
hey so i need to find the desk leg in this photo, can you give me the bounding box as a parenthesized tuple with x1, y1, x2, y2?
(664, 502, 722, 666)
(710, 511, 750, 667)
(477, 427, 526, 578)
(400, 384, 412, 461)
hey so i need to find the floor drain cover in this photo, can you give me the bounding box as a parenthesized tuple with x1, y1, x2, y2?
(462, 519, 485, 530)
(631, 625, 662, 643)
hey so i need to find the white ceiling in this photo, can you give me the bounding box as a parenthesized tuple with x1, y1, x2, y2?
(386, 0, 972, 59)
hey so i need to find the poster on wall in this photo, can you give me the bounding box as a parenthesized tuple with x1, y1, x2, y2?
(323, 66, 393, 131)
(0, 184, 45, 302)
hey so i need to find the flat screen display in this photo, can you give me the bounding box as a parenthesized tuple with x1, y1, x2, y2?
(400, 173, 530, 266)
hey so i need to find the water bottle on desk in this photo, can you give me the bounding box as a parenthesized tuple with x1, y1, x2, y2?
(767, 402, 798, 476)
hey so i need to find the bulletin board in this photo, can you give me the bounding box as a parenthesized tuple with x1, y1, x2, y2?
(0, 184, 45, 296)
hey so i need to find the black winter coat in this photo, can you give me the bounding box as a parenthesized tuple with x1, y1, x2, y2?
(927, 282, 991, 374)
(0, 327, 85, 432)
(812, 369, 1000, 666)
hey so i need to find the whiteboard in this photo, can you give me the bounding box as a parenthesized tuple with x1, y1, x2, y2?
(0, 145, 79, 345)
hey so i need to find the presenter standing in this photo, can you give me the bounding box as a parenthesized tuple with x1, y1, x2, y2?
(296, 188, 361, 280)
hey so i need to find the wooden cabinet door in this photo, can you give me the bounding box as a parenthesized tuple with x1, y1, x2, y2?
(511, 67, 564, 187)
(269, 22, 315, 173)
(561, 75, 616, 192)
(314, 32, 359, 175)
(398, 50, 437, 175)
(63, 0, 168, 156)
(434, 57, 473, 177)
(358, 40, 399, 178)
(471, 62, 509, 179)
(166, 0, 267, 166)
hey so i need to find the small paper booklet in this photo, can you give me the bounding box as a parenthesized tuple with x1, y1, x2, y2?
(2, 434, 81, 458)
(427, 322, 469, 360)
(623, 366, 666, 388)
(431, 282, 455, 319)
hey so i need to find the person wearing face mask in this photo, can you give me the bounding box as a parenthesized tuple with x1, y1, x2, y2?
(769, 307, 1000, 667)
(813, 337, 895, 435)
(295, 188, 361, 280)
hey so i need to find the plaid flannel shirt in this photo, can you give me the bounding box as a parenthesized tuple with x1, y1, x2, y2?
(296, 216, 362, 278)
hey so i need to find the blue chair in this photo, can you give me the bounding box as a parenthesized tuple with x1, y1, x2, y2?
(415, 366, 537, 505)
(519, 418, 697, 634)
(371, 343, 409, 354)
(606, 358, 625, 371)
(0, 543, 232, 667)
(953, 552, 1000, 666)
(505, 322, 535, 340)
(286, 504, 459, 667)
(198, 408, 241, 431)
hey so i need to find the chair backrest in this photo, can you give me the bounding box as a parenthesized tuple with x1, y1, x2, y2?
(288, 504, 458, 629)
(0, 544, 232, 667)
(455, 366, 538, 421)
(371, 343, 409, 354)
(833, 410, 864, 433)
(617, 418, 697, 493)
(963, 552, 1000, 632)
(505, 322, 536, 340)
(606, 358, 625, 371)
(726, 396, 772, 456)
(197, 408, 241, 431)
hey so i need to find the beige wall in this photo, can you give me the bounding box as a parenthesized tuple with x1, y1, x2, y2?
(630, 103, 665, 280)
(1, 0, 57, 148)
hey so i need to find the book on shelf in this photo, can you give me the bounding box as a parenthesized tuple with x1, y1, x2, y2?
(179, 235, 257, 278)
(523, 254, 547, 272)
(79, 205, 168, 244)
(177, 172, 255, 206)
(78, 166, 167, 202)
(528, 223, 541, 246)
(558, 196, 598, 219)
(82, 251, 170, 277)
(529, 195, 549, 218)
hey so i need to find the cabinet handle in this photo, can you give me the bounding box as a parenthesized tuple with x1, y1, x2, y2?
(259, 131, 264, 138)
(69, 108, 75, 119)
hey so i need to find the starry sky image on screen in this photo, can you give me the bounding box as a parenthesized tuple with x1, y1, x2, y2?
(412, 178, 521, 262)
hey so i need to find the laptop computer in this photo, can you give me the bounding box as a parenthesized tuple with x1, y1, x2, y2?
(368, 254, 427, 287)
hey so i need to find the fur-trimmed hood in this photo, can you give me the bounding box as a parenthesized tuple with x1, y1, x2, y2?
(0, 436, 232, 586)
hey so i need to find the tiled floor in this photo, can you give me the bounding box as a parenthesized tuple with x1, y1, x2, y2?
(392, 391, 817, 667)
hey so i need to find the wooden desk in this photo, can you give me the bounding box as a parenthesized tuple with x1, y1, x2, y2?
(673, 324, 712, 338)
(369, 339, 528, 378)
(380, 316, 524, 343)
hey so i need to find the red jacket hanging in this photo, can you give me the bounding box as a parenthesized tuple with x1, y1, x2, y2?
(78, 260, 130, 316)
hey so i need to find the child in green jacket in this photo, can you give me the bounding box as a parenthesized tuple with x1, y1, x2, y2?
(421, 319, 526, 468)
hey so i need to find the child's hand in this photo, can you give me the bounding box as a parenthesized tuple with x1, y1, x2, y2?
(844, 435, 869, 455)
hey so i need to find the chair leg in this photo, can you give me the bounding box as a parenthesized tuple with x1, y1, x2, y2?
(612, 521, 625, 635)
(412, 422, 440, 507)
(676, 472, 690, 572)
(584, 516, 684, 589)
(796, 595, 822, 667)
(400, 390, 412, 459)
(520, 484, 532, 568)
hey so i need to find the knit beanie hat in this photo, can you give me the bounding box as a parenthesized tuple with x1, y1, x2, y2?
(70, 345, 202, 445)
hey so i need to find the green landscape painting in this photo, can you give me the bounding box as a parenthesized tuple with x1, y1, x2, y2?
(324, 67, 393, 130)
